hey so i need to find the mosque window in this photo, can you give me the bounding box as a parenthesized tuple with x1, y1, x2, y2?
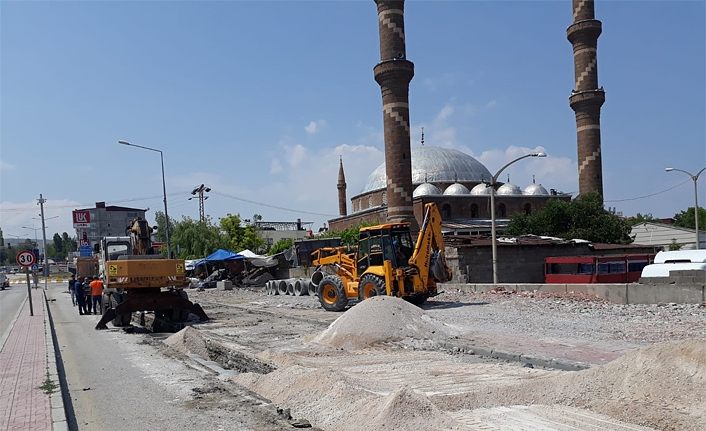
(368, 196, 373, 208)
(441, 204, 451, 219)
(524, 203, 532, 215)
(498, 203, 507, 218)
(382, 192, 387, 205)
(471, 204, 479, 218)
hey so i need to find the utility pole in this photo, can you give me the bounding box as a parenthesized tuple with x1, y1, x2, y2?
(189, 184, 211, 223)
(37, 194, 49, 289)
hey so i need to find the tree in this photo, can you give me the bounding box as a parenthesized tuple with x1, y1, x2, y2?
(219, 214, 265, 253)
(505, 193, 633, 244)
(153, 211, 176, 244)
(673, 206, 706, 230)
(624, 213, 659, 226)
(62, 232, 77, 253)
(52, 233, 64, 260)
(318, 221, 376, 247)
(269, 238, 293, 255)
(170, 216, 226, 259)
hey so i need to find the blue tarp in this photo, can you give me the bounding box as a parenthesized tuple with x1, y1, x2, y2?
(202, 249, 245, 262)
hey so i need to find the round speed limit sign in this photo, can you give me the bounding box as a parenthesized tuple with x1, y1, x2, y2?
(16, 250, 36, 267)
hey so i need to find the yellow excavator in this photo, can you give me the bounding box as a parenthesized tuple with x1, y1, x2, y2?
(95, 217, 208, 330)
(311, 203, 451, 311)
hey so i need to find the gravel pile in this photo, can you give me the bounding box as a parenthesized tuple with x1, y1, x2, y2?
(312, 296, 457, 350)
(434, 290, 706, 346)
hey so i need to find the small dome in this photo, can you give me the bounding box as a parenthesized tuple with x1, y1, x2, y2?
(443, 183, 470, 196)
(470, 183, 491, 195)
(523, 183, 549, 196)
(497, 183, 522, 195)
(413, 183, 442, 197)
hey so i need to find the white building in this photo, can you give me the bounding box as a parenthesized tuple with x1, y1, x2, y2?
(631, 222, 706, 251)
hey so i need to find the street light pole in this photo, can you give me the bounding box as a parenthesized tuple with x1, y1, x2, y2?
(665, 166, 706, 249)
(490, 152, 546, 284)
(119, 140, 171, 257)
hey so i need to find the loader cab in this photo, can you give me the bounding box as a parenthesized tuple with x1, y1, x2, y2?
(357, 223, 413, 273)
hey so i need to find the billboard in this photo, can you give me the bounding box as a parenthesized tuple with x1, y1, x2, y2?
(73, 210, 92, 227)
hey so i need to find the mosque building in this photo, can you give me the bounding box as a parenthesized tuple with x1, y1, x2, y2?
(328, 145, 571, 234)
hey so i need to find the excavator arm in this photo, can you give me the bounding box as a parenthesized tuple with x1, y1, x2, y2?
(408, 203, 451, 287)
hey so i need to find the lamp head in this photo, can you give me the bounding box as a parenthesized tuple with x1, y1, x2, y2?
(665, 167, 674, 172)
(118, 140, 131, 146)
(533, 152, 547, 158)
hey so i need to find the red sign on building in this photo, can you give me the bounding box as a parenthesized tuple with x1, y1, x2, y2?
(73, 210, 91, 227)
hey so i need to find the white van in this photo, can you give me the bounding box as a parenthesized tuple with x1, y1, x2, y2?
(640, 250, 706, 278)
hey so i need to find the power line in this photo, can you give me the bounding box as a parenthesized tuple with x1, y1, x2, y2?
(605, 179, 691, 203)
(212, 191, 337, 217)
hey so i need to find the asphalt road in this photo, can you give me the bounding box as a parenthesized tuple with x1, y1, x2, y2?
(44, 283, 288, 431)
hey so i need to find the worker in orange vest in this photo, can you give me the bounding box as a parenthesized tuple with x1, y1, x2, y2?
(89, 277, 104, 315)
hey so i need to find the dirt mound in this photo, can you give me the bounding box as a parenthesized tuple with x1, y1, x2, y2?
(444, 340, 706, 431)
(368, 386, 461, 430)
(312, 296, 456, 349)
(232, 365, 461, 430)
(163, 326, 209, 358)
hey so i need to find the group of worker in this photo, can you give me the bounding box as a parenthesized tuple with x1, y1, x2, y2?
(68, 275, 103, 315)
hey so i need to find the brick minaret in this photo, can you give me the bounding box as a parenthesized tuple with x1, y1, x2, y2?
(568, 0, 605, 200)
(373, 0, 417, 228)
(337, 157, 347, 216)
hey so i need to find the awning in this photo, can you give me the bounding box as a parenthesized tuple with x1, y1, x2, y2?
(203, 249, 245, 262)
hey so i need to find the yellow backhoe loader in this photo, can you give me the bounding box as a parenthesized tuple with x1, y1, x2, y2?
(311, 203, 451, 311)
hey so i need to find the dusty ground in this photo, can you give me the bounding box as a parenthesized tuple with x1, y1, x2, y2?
(157, 286, 706, 430)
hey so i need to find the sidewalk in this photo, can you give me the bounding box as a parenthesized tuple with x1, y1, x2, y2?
(0, 288, 66, 431)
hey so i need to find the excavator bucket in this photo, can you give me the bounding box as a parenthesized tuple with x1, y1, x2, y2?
(95, 290, 209, 330)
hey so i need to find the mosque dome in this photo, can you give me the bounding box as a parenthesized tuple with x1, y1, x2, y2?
(361, 146, 492, 194)
(443, 183, 470, 195)
(523, 183, 549, 196)
(470, 183, 491, 195)
(413, 182, 442, 197)
(497, 182, 522, 196)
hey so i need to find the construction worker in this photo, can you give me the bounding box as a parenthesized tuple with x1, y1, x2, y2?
(89, 277, 104, 315)
(75, 277, 87, 315)
(68, 275, 77, 306)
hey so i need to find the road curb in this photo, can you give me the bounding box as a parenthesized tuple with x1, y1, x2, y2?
(43, 291, 69, 431)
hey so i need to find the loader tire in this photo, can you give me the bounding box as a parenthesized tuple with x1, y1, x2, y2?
(358, 274, 386, 300)
(317, 275, 348, 312)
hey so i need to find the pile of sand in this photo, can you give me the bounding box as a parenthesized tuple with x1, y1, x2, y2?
(163, 326, 210, 358)
(232, 365, 461, 430)
(312, 296, 457, 350)
(443, 340, 706, 431)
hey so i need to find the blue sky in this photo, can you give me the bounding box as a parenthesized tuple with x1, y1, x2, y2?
(1, 0, 705, 241)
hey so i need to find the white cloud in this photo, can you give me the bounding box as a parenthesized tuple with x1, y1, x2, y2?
(0, 198, 82, 241)
(0, 160, 15, 171)
(270, 158, 283, 174)
(305, 119, 326, 135)
(476, 145, 577, 194)
(285, 144, 307, 168)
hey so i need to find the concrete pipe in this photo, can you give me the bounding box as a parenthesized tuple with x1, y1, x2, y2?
(308, 280, 317, 296)
(266, 281, 273, 295)
(311, 270, 324, 288)
(286, 280, 295, 296)
(294, 278, 311, 296)
(277, 280, 288, 295)
(271, 280, 279, 295)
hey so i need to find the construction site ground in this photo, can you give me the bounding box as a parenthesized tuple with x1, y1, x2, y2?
(154, 286, 705, 431)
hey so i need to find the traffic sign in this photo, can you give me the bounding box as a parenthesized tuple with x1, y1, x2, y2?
(16, 250, 36, 267)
